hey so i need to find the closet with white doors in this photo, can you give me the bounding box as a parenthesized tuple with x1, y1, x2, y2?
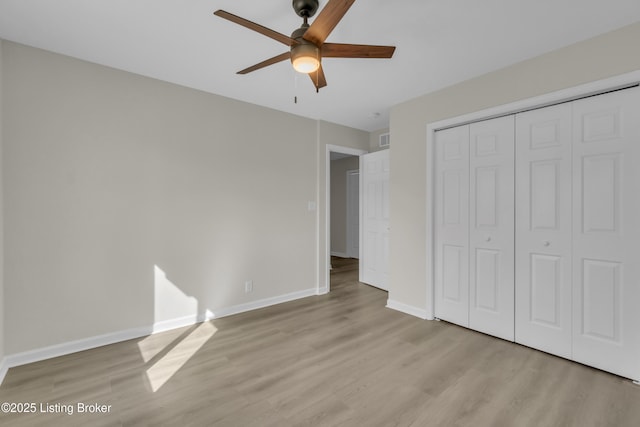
(434, 115, 515, 341)
(434, 86, 640, 381)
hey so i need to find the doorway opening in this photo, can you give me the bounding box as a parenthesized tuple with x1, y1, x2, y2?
(325, 145, 366, 292)
(329, 167, 360, 292)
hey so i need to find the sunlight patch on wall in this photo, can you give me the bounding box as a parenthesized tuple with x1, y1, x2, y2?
(154, 265, 198, 326)
(145, 321, 217, 392)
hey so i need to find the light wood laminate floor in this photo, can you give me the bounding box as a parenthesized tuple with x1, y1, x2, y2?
(1, 257, 640, 426)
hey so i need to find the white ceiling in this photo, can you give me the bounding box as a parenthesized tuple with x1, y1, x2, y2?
(1, 1, 639, 131)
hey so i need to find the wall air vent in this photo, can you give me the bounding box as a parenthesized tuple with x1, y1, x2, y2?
(379, 132, 390, 148)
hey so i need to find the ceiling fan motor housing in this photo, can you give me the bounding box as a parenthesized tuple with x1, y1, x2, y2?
(290, 25, 320, 73)
(292, 0, 319, 18)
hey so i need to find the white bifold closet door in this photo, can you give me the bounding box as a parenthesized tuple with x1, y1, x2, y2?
(468, 117, 515, 341)
(570, 88, 640, 381)
(435, 86, 640, 381)
(515, 87, 640, 380)
(515, 103, 573, 358)
(435, 116, 515, 341)
(434, 125, 470, 327)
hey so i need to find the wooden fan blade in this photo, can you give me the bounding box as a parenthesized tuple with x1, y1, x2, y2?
(308, 64, 327, 92)
(322, 43, 396, 58)
(303, 0, 355, 46)
(214, 10, 298, 46)
(237, 52, 291, 74)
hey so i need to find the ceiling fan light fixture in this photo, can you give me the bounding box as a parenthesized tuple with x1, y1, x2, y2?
(291, 44, 320, 74)
(215, 0, 395, 91)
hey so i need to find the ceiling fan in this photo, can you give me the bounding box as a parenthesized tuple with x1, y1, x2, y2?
(214, 0, 396, 92)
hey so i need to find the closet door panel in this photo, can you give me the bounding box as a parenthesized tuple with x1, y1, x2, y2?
(468, 116, 515, 341)
(515, 103, 573, 358)
(572, 87, 640, 381)
(434, 125, 470, 327)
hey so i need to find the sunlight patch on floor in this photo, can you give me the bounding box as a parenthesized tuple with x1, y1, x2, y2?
(137, 327, 188, 363)
(145, 321, 217, 392)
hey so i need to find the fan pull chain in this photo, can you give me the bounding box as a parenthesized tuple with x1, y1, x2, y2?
(293, 68, 299, 104)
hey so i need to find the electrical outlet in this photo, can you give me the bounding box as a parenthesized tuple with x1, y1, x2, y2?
(244, 280, 253, 293)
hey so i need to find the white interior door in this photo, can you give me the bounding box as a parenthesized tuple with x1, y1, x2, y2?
(468, 116, 515, 341)
(434, 125, 470, 327)
(346, 170, 359, 259)
(515, 103, 573, 358)
(360, 150, 390, 290)
(571, 87, 640, 381)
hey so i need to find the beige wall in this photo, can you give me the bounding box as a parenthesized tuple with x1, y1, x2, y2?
(330, 156, 359, 256)
(389, 22, 640, 312)
(1, 41, 368, 355)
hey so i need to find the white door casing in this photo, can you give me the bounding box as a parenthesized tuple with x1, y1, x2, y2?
(360, 150, 390, 290)
(324, 145, 367, 293)
(571, 87, 640, 381)
(515, 103, 573, 358)
(434, 125, 470, 327)
(468, 116, 515, 341)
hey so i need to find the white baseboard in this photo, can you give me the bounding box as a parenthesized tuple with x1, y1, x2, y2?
(0, 357, 8, 385)
(152, 314, 202, 334)
(386, 299, 430, 320)
(206, 288, 317, 319)
(330, 251, 349, 258)
(0, 288, 317, 385)
(2, 325, 154, 380)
